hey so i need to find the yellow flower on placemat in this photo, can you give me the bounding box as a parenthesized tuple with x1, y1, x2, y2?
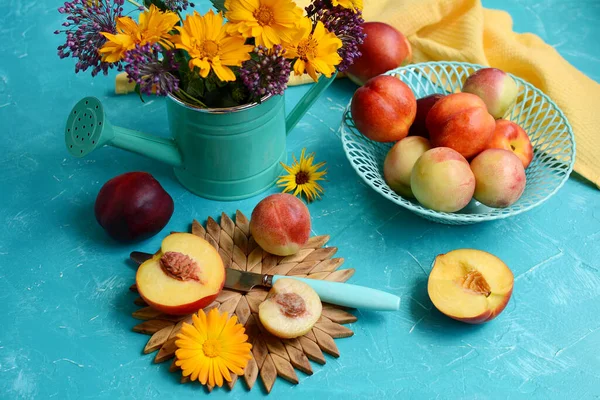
(173, 10, 253, 81)
(99, 4, 178, 62)
(224, 0, 304, 48)
(278, 148, 327, 202)
(283, 18, 342, 82)
(332, 0, 363, 12)
(175, 308, 252, 387)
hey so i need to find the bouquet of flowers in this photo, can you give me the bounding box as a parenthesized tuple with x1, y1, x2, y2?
(55, 0, 365, 108)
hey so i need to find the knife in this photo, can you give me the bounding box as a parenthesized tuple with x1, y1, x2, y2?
(130, 251, 400, 311)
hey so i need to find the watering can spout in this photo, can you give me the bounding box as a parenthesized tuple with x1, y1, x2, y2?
(64, 97, 183, 168)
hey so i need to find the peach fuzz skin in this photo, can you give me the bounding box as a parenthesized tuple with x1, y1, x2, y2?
(408, 94, 444, 138)
(250, 194, 311, 256)
(346, 22, 412, 86)
(462, 68, 518, 119)
(470, 149, 526, 208)
(351, 75, 417, 143)
(426, 92, 496, 159)
(410, 147, 476, 213)
(487, 119, 534, 169)
(383, 136, 431, 198)
(139, 286, 222, 316)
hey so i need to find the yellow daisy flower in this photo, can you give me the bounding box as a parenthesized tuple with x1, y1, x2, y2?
(332, 0, 363, 12)
(224, 0, 304, 48)
(99, 17, 138, 63)
(175, 308, 252, 387)
(277, 148, 327, 202)
(172, 10, 253, 82)
(99, 4, 178, 63)
(137, 4, 180, 46)
(283, 18, 342, 82)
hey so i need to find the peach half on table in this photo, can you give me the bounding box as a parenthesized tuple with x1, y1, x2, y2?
(428, 249, 514, 324)
(259, 278, 322, 339)
(383, 136, 432, 198)
(462, 67, 519, 119)
(470, 149, 527, 208)
(487, 119, 534, 169)
(346, 22, 412, 86)
(351, 75, 417, 143)
(410, 147, 476, 213)
(250, 193, 311, 256)
(136, 233, 225, 315)
(426, 92, 496, 159)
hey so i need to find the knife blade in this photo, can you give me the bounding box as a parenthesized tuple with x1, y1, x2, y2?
(130, 251, 400, 311)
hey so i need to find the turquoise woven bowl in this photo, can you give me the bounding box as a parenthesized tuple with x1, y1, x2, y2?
(341, 62, 576, 225)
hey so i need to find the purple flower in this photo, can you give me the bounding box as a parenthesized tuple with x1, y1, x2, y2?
(240, 45, 291, 101)
(306, 0, 366, 72)
(55, 0, 125, 76)
(164, 0, 195, 12)
(123, 43, 179, 96)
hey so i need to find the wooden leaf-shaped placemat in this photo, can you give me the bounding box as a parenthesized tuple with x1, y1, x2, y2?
(130, 210, 357, 393)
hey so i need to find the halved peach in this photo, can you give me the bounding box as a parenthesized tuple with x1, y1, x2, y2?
(136, 233, 225, 315)
(258, 278, 322, 339)
(427, 249, 513, 324)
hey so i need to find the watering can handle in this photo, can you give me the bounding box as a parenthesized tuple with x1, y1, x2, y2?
(285, 72, 338, 134)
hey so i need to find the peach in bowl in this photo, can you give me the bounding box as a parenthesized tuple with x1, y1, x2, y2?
(341, 62, 575, 225)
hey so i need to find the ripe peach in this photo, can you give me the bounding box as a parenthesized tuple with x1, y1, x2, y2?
(428, 249, 514, 324)
(470, 149, 526, 208)
(351, 75, 417, 142)
(426, 93, 496, 159)
(487, 119, 534, 169)
(383, 136, 432, 198)
(95, 172, 174, 243)
(346, 22, 412, 86)
(408, 94, 445, 138)
(462, 68, 519, 119)
(258, 278, 322, 339)
(410, 147, 475, 212)
(250, 193, 310, 256)
(136, 233, 225, 315)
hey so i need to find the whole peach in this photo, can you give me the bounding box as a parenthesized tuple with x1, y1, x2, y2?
(470, 149, 526, 208)
(487, 119, 533, 169)
(410, 147, 476, 212)
(408, 94, 445, 138)
(351, 75, 417, 143)
(95, 172, 174, 243)
(250, 194, 311, 256)
(346, 22, 412, 86)
(426, 93, 496, 159)
(383, 136, 432, 198)
(462, 68, 519, 119)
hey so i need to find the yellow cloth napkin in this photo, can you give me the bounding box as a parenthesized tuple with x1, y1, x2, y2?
(293, 0, 600, 188)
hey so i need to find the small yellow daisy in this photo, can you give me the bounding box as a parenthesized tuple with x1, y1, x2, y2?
(277, 148, 327, 202)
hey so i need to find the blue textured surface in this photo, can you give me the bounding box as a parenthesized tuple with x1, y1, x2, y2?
(1, 0, 599, 398)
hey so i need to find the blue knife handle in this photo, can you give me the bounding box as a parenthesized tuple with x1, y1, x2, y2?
(271, 275, 400, 311)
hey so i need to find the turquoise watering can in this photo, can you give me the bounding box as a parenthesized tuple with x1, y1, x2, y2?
(64, 74, 336, 200)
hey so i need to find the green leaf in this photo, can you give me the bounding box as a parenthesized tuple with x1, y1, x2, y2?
(210, 0, 227, 13)
(205, 77, 217, 93)
(134, 84, 145, 103)
(144, 0, 169, 12)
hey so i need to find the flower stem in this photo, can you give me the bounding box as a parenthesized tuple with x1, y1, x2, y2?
(126, 0, 147, 10)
